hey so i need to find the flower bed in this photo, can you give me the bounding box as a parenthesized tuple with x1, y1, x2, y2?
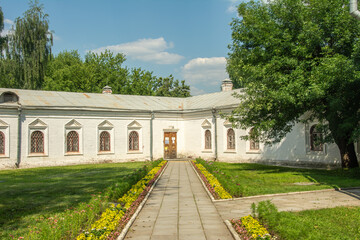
(77, 160, 167, 240)
(231, 216, 275, 240)
(191, 160, 232, 199)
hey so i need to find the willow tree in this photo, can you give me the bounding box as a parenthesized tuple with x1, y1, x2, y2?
(0, 6, 5, 55)
(6, 0, 53, 89)
(227, 0, 360, 168)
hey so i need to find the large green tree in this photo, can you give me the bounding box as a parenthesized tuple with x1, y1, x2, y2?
(227, 0, 360, 168)
(0, 6, 5, 55)
(44, 50, 191, 97)
(5, 0, 53, 89)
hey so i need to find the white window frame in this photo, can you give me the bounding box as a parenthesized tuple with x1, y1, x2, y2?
(98, 120, 114, 155)
(246, 128, 262, 154)
(223, 120, 236, 153)
(201, 119, 213, 153)
(28, 119, 48, 157)
(305, 123, 326, 155)
(64, 119, 83, 156)
(127, 120, 142, 154)
(0, 120, 9, 158)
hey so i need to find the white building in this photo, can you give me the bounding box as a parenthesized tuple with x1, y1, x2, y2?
(0, 80, 358, 169)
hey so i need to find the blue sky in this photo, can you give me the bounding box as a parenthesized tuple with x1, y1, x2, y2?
(0, 0, 242, 95)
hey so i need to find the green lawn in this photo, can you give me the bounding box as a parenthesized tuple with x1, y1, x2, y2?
(0, 162, 147, 239)
(252, 201, 360, 240)
(266, 206, 360, 240)
(196, 159, 360, 197)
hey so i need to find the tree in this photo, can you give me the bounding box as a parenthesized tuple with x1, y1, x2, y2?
(43, 50, 90, 92)
(0, 6, 6, 56)
(227, 0, 360, 168)
(5, 0, 53, 89)
(44, 49, 191, 97)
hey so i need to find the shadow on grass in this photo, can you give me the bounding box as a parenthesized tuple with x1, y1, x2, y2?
(0, 162, 145, 233)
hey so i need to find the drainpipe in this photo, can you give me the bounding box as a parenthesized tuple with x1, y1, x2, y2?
(16, 105, 22, 168)
(150, 111, 154, 161)
(350, 0, 360, 20)
(212, 108, 218, 161)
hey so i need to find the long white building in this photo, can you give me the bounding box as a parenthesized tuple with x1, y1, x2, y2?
(0, 80, 357, 169)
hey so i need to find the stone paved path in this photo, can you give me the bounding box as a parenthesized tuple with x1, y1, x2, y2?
(124, 161, 233, 240)
(215, 188, 360, 221)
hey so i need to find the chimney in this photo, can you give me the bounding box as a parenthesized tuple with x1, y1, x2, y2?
(102, 85, 112, 94)
(221, 79, 233, 92)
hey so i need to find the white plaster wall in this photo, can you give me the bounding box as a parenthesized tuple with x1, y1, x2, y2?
(0, 109, 19, 168)
(0, 107, 345, 169)
(152, 116, 186, 159)
(17, 110, 152, 168)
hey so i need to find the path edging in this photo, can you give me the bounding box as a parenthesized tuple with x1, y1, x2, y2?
(190, 159, 360, 202)
(188, 160, 216, 202)
(117, 161, 169, 240)
(225, 220, 241, 240)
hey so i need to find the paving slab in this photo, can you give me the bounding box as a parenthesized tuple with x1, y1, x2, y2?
(124, 161, 233, 240)
(215, 188, 360, 221)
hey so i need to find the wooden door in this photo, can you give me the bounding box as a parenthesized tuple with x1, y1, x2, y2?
(164, 132, 177, 159)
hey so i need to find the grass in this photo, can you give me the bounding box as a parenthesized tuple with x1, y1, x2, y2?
(0, 161, 148, 239)
(196, 159, 360, 197)
(252, 201, 360, 240)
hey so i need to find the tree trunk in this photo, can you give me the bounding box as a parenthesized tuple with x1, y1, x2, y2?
(336, 139, 359, 169)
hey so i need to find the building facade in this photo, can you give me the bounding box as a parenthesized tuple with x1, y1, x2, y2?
(0, 80, 358, 169)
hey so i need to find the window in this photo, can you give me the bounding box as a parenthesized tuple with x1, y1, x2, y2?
(205, 130, 211, 149)
(249, 128, 259, 150)
(129, 131, 139, 151)
(31, 131, 44, 153)
(310, 125, 323, 151)
(1, 92, 18, 103)
(227, 128, 235, 150)
(66, 131, 79, 152)
(0, 131, 4, 155)
(99, 131, 111, 152)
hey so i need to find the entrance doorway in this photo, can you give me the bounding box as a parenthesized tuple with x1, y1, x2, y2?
(164, 132, 177, 159)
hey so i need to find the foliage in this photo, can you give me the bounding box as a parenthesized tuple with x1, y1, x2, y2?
(0, 161, 148, 239)
(192, 159, 232, 199)
(77, 160, 167, 240)
(43, 50, 191, 97)
(0, 6, 5, 56)
(196, 160, 360, 197)
(251, 201, 360, 240)
(227, 0, 360, 168)
(0, 3, 190, 97)
(4, 0, 53, 89)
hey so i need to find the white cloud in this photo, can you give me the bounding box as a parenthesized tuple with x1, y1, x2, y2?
(182, 57, 228, 87)
(227, 0, 242, 13)
(0, 19, 14, 37)
(4, 19, 14, 25)
(91, 37, 184, 64)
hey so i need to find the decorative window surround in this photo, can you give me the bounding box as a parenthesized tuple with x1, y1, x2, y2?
(98, 120, 114, 155)
(0, 120, 9, 158)
(246, 128, 262, 154)
(28, 119, 48, 157)
(305, 123, 326, 155)
(224, 120, 236, 153)
(127, 120, 143, 154)
(201, 119, 213, 152)
(64, 119, 83, 156)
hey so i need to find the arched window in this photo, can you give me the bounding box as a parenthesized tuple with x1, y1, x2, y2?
(129, 131, 139, 151)
(249, 128, 259, 150)
(0, 131, 4, 155)
(310, 125, 323, 151)
(205, 130, 211, 149)
(100, 131, 111, 152)
(227, 128, 235, 150)
(31, 131, 44, 153)
(66, 131, 79, 152)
